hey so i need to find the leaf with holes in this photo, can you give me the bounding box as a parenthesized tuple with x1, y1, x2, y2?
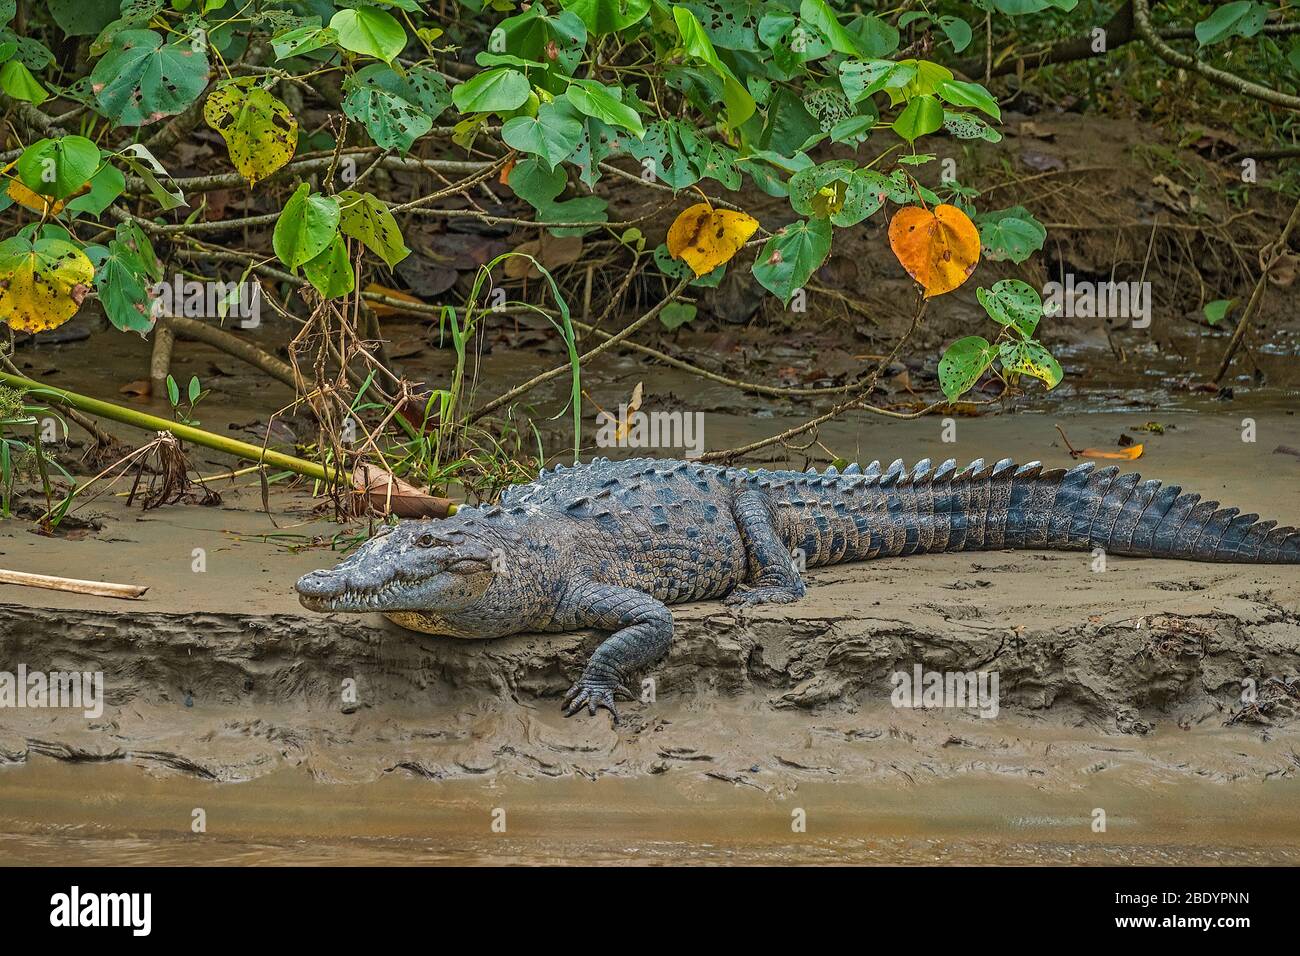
(998, 339, 1062, 389)
(752, 217, 832, 304)
(977, 280, 1042, 338)
(975, 205, 1046, 263)
(667, 202, 759, 277)
(626, 120, 705, 189)
(888, 203, 980, 297)
(204, 79, 297, 185)
(90, 29, 209, 126)
(0, 235, 94, 333)
(343, 63, 450, 152)
(273, 184, 340, 272)
(938, 335, 996, 401)
(87, 221, 162, 334)
(338, 189, 409, 268)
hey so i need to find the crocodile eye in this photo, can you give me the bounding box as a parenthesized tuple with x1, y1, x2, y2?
(416, 532, 436, 548)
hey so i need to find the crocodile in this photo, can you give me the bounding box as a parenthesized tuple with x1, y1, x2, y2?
(295, 456, 1299, 720)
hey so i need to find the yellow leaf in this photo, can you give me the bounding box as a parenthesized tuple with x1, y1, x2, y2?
(887, 203, 980, 298)
(204, 80, 298, 186)
(615, 381, 643, 441)
(667, 202, 759, 277)
(0, 236, 94, 333)
(6, 178, 64, 215)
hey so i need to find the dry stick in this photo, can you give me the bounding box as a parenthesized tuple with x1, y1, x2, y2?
(1132, 0, 1300, 111)
(149, 320, 176, 395)
(569, 318, 860, 399)
(0, 568, 148, 601)
(469, 276, 692, 424)
(1214, 194, 1300, 383)
(162, 314, 298, 389)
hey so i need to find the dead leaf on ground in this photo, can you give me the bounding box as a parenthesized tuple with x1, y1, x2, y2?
(353, 463, 456, 519)
(504, 233, 584, 279)
(120, 379, 151, 398)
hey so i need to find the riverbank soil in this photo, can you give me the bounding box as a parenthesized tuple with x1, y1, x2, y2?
(1, 408, 1297, 864)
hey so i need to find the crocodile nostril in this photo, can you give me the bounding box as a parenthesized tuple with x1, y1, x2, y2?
(295, 570, 340, 597)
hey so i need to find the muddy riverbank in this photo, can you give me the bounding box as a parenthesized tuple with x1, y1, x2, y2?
(1, 408, 1298, 863)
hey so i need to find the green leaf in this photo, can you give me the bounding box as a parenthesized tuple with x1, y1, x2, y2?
(800, 0, 864, 56)
(938, 335, 996, 401)
(938, 16, 972, 53)
(943, 110, 1002, 143)
(117, 143, 185, 211)
(187, 375, 201, 403)
(0, 59, 47, 105)
(343, 63, 450, 152)
(166, 375, 180, 406)
(337, 190, 409, 268)
(451, 67, 531, 114)
(936, 79, 1001, 121)
(329, 5, 407, 62)
(48, 0, 118, 38)
(839, 58, 914, 104)
(752, 218, 832, 304)
(998, 340, 1062, 389)
(16, 136, 101, 200)
(272, 25, 339, 61)
(563, 81, 644, 136)
(892, 94, 943, 142)
(1195, 1, 1269, 46)
(559, 0, 650, 35)
(90, 29, 209, 126)
(673, 7, 755, 127)
(488, 7, 587, 76)
(86, 220, 160, 334)
(659, 302, 698, 329)
(203, 79, 298, 185)
(626, 119, 705, 189)
(1203, 299, 1235, 325)
(273, 184, 340, 272)
(502, 99, 584, 168)
(303, 233, 355, 298)
(64, 162, 126, 218)
(977, 280, 1042, 338)
(976, 206, 1046, 263)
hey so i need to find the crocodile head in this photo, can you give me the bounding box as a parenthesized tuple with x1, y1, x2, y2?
(295, 520, 498, 615)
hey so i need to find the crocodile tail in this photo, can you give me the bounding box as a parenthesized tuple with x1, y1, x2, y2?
(962, 459, 1299, 563)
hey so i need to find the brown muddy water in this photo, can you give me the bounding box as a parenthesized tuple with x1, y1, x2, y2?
(2, 322, 1300, 865)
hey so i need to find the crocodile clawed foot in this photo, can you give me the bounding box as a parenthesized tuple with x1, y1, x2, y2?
(725, 586, 803, 608)
(563, 676, 630, 723)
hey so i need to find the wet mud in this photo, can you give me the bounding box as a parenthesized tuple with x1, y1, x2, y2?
(1, 408, 1298, 863)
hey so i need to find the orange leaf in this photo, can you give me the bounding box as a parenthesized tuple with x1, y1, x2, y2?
(364, 283, 425, 316)
(887, 203, 980, 298)
(666, 202, 758, 277)
(1077, 444, 1144, 461)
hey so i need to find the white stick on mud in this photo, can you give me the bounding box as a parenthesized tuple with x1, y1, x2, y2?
(0, 568, 148, 600)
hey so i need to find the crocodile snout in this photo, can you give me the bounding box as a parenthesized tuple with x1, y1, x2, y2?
(295, 569, 344, 609)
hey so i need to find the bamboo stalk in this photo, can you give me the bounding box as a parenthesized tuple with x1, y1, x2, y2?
(0, 370, 340, 485)
(0, 568, 148, 600)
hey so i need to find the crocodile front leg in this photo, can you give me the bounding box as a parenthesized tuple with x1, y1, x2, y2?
(560, 581, 673, 721)
(725, 488, 806, 606)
